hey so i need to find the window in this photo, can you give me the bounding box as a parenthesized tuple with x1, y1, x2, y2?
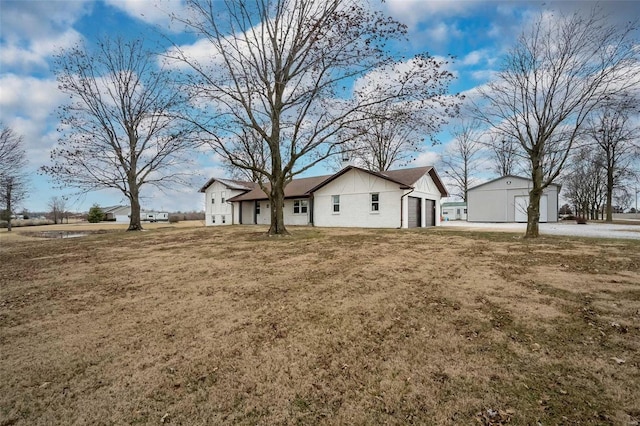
(221, 191, 226, 203)
(464, 209, 467, 214)
(255, 202, 260, 215)
(211, 193, 215, 204)
(294, 199, 308, 214)
(212, 215, 216, 224)
(371, 193, 379, 212)
(222, 215, 226, 224)
(332, 195, 340, 213)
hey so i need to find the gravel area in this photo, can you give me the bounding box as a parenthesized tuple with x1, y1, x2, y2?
(441, 220, 640, 240)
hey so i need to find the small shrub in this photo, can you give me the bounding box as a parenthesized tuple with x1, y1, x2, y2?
(169, 215, 180, 224)
(576, 217, 587, 224)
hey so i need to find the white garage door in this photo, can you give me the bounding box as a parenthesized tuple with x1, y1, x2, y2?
(514, 195, 547, 223)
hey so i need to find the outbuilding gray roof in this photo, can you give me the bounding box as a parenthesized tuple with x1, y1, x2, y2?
(467, 175, 562, 191)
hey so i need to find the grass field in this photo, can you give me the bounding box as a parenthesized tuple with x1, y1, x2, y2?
(1, 225, 639, 425)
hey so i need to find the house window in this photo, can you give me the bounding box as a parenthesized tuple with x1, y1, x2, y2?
(211, 193, 215, 204)
(222, 215, 226, 224)
(212, 215, 216, 224)
(371, 193, 379, 212)
(255, 202, 260, 215)
(464, 209, 467, 214)
(294, 199, 308, 214)
(221, 191, 226, 203)
(332, 195, 340, 213)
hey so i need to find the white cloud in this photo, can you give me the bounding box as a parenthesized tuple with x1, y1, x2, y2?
(0, 74, 66, 148)
(413, 150, 440, 167)
(104, 0, 189, 33)
(0, 1, 91, 72)
(1, 29, 83, 71)
(470, 69, 497, 81)
(164, 37, 222, 70)
(382, 0, 473, 27)
(461, 49, 487, 66)
(426, 22, 462, 44)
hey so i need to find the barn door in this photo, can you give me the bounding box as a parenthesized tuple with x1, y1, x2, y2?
(515, 195, 548, 222)
(425, 199, 435, 227)
(539, 195, 548, 222)
(408, 197, 421, 228)
(514, 196, 528, 222)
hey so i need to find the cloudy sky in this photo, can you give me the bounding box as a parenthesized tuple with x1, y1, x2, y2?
(1, 0, 637, 213)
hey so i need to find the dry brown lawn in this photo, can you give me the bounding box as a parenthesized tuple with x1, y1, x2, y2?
(1, 226, 639, 425)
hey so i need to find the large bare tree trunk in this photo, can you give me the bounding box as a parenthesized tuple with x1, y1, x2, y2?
(605, 167, 614, 222)
(127, 183, 143, 231)
(526, 189, 542, 238)
(268, 160, 289, 236)
(269, 184, 288, 236)
(6, 185, 12, 232)
(525, 160, 543, 238)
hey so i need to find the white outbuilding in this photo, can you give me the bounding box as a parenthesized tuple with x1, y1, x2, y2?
(441, 202, 467, 221)
(466, 175, 560, 223)
(101, 205, 131, 223)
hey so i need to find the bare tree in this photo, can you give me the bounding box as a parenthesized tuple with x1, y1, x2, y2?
(48, 196, 68, 224)
(439, 120, 484, 201)
(564, 147, 607, 220)
(41, 38, 197, 231)
(222, 128, 269, 183)
(0, 125, 26, 177)
(585, 99, 639, 221)
(485, 133, 523, 177)
(169, 0, 460, 235)
(339, 61, 459, 172)
(475, 7, 639, 237)
(0, 125, 28, 232)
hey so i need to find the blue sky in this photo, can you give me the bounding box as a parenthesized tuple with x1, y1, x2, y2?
(1, 0, 637, 213)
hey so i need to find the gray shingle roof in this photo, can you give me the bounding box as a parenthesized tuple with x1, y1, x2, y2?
(228, 175, 333, 202)
(199, 178, 256, 193)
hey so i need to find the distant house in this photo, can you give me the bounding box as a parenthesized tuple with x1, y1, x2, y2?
(100, 205, 131, 223)
(141, 211, 169, 222)
(441, 202, 467, 220)
(466, 176, 560, 223)
(199, 165, 448, 228)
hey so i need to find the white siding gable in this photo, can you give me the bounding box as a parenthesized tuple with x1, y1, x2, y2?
(313, 169, 405, 228)
(407, 173, 443, 227)
(204, 181, 247, 226)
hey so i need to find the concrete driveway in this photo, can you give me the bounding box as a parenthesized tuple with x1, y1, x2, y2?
(441, 220, 640, 240)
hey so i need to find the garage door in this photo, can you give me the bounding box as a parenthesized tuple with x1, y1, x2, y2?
(425, 199, 435, 227)
(514, 195, 547, 223)
(408, 197, 421, 228)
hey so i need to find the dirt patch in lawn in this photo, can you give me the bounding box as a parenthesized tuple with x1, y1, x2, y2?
(1, 226, 639, 425)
